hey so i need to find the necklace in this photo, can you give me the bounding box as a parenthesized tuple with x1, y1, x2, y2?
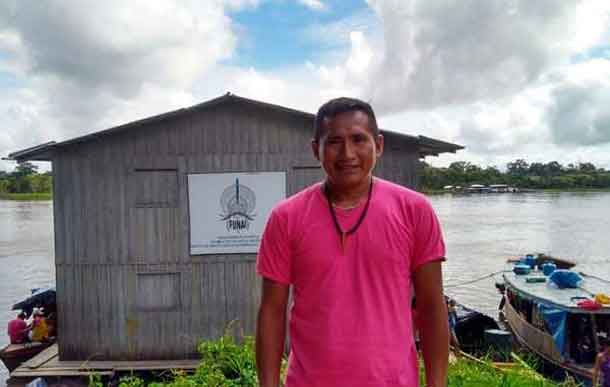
(323, 178, 374, 253)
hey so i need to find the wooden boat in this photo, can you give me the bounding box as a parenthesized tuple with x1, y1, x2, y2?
(2, 287, 57, 373)
(499, 255, 610, 384)
(0, 341, 54, 372)
(451, 298, 502, 356)
(506, 253, 576, 270)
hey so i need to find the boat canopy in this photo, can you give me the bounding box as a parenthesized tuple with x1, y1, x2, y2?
(503, 272, 610, 314)
(12, 287, 56, 312)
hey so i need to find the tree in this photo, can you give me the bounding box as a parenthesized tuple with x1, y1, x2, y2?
(578, 162, 597, 173)
(528, 162, 545, 176)
(13, 162, 38, 178)
(544, 161, 563, 176)
(507, 159, 529, 177)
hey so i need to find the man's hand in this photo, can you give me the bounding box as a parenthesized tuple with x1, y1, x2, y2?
(414, 261, 449, 387)
(256, 278, 290, 387)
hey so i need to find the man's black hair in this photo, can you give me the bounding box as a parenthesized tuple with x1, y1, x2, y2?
(18, 312, 26, 319)
(314, 97, 379, 141)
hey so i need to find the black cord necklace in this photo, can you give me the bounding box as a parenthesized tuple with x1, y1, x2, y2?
(323, 177, 374, 253)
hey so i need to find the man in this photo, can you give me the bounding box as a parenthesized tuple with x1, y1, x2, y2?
(256, 97, 449, 387)
(7, 312, 29, 344)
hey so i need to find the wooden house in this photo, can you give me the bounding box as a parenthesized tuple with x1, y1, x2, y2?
(8, 93, 463, 361)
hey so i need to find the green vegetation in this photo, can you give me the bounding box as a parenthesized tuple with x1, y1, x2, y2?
(88, 333, 579, 387)
(421, 159, 610, 191)
(0, 192, 52, 200)
(0, 162, 52, 200)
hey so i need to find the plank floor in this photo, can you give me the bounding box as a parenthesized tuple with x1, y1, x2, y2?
(11, 344, 200, 378)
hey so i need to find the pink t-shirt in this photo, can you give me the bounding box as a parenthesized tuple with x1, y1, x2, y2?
(8, 318, 27, 344)
(256, 177, 446, 387)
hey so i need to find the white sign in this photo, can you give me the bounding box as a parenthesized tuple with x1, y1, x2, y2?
(188, 172, 286, 254)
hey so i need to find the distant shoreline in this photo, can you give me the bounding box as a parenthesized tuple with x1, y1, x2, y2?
(422, 187, 610, 195)
(0, 192, 52, 201)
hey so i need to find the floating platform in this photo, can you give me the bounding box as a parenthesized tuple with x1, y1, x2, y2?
(8, 344, 200, 387)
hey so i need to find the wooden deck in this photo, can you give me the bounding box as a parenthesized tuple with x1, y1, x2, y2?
(8, 344, 201, 386)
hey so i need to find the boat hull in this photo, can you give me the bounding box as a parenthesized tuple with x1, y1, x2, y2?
(0, 342, 53, 372)
(503, 296, 592, 384)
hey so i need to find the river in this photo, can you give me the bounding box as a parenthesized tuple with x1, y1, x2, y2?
(1, 192, 610, 384)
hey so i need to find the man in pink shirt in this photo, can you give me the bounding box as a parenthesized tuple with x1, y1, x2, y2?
(7, 312, 29, 344)
(256, 98, 449, 387)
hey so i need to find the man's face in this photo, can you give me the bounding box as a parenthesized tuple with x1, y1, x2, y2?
(312, 110, 384, 190)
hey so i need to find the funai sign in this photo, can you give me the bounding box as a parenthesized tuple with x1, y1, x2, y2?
(188, 172, 286, 254)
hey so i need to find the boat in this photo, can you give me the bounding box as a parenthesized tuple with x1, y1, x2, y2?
(499, 254, 610, 384)
(505, 253, 575, 270)
(0, 342, 54, 372)
(0, 287, 57, 373)
(451, 298, 503, 356)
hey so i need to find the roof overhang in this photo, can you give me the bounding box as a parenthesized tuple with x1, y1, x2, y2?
(6, 93, 463, 162)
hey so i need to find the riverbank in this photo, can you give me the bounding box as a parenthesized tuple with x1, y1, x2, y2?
(82, 334, 574, 387)
(422, 187, 610, 195)
(0, 193, 52, 200)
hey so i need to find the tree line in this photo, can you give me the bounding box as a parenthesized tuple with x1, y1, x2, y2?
(0, 162, 52, 194)
(421, 159, 610, 190)
(3, 159, 609, 195)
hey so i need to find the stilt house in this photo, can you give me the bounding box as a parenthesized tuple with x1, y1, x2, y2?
(8, 93, 463, 360)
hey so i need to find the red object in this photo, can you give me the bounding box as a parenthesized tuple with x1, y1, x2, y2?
(7, 318, 27, 344)
(577, 299, 602, 310)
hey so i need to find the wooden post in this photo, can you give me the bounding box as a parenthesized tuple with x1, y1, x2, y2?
(591, 314, 601, 354)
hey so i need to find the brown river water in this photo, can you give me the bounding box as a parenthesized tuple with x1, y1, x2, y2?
(1, 192, 610, 384)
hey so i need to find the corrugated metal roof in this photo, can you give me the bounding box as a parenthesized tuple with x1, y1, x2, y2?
(7, 93, 464, 161)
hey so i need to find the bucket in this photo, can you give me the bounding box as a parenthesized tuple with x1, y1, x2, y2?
(542, 262, 557, 276)
(513, 264, 531, 275)
(484, 329, 513, 361)
(524, 255, 537, 269)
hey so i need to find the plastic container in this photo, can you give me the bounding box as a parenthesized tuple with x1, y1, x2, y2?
(542, 262, 557, 276)
(525, 276, 547, 283)
(484, 329, 513, 361)
(549, 270, 583, 289)
(524, 255, 537, 269)
(513, 264, 531, 275)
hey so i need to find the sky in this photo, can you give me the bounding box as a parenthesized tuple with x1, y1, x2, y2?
(1, 0, 610, 172)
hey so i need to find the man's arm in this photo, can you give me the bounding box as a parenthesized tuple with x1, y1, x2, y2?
(414, 261, 449, 387)
(256, 278, 290, 387)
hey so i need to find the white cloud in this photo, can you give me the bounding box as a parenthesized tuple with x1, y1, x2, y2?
(298, 0, 326, 12)
(3, 0, 610, 173)
(300, 0, 610, 168)
(545, 59, 610, 146)
(0, 0, 239, 170)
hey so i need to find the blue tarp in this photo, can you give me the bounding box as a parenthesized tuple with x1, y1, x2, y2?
(538, 304, 568, 357)
(549, 270, 583, 289)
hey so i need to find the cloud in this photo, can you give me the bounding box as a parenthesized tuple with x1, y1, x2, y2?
(546, 59, 610, 146)
(298, 0, 610, 168)
(303, 7, 380, 50)
(361, 0, 610, 113)
(0, 0, 244, 171)
(297, 0, 327, 12)
(3, 0, 610, 173)
(2, 1, 235, 95)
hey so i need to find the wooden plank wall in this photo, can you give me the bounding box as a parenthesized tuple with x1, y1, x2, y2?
(53, 101, 421, 360)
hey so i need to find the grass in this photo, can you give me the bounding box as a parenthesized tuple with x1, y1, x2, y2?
(440, 353, 581, 387)
(88, 333, 582, 387)
(0, 192, 52, 200)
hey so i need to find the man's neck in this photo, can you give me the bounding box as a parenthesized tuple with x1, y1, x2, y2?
(324, 176, 372, 208)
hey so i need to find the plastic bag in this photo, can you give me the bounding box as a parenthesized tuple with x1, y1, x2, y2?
(549, 270, 583, 289)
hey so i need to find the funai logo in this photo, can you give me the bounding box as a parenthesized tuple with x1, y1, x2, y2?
(219, 178, 257, 232)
